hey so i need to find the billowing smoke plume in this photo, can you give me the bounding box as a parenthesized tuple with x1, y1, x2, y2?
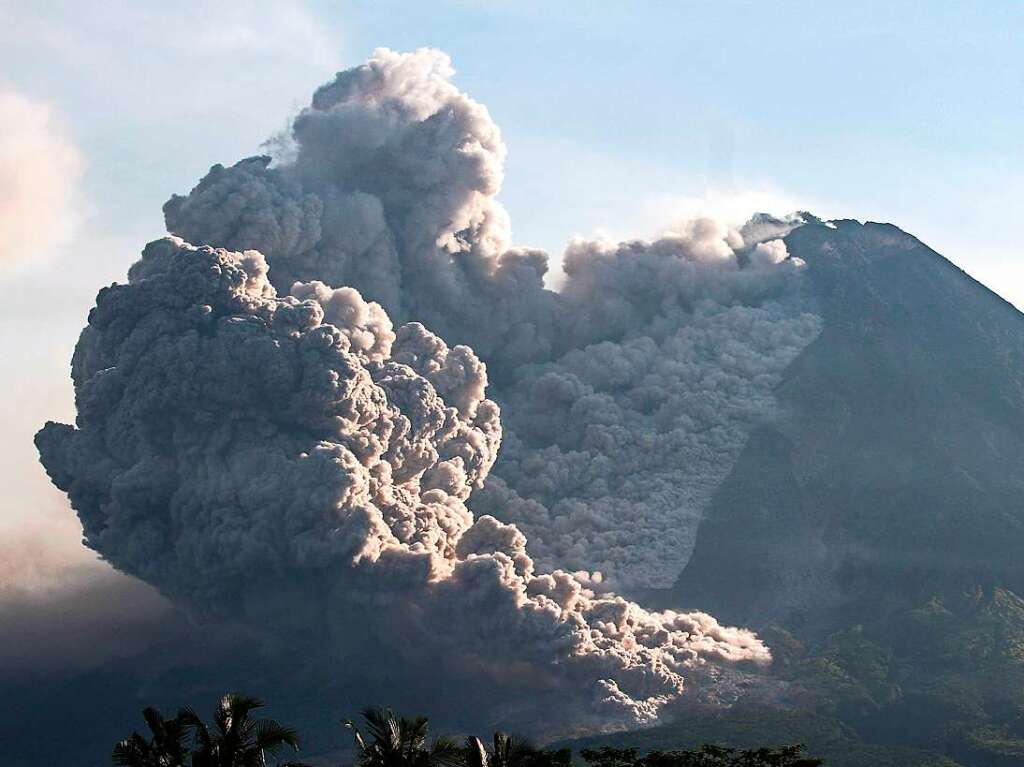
(37, 47, 823, 731)
(474, 224, 820, 587)
(162, 47, 821, 591)
(37, 238, 769, 728)
(162, 47, 550, 373)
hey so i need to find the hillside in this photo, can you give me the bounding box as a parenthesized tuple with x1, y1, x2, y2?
(665, 219, 1024, 763)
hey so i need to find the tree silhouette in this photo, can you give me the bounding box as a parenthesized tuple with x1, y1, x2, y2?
(345, 707, 463, 767)
(112, 707, 192, 767)
(183, 693, 309, 767)
(112, 695, 825, 767)
(464, 732, 570, 767)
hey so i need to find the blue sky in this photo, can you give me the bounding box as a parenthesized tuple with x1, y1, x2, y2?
(5, 1, 1024, 290)
(342, 0, 1024, 290)
(1, 1, 1022, 581)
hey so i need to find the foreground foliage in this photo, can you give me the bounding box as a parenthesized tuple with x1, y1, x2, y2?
(112, 696, 822, 767)
(345, 708, 462, 767)
(113, 693, 306, 767)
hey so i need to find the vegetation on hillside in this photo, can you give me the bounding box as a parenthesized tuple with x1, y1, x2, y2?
(555, 584, 1024, 767)
(768, 585, 1024, 766)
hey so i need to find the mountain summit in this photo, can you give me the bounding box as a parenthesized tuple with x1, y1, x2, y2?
(675, 218, 1024, 625)
(647, 219, 1024, 765)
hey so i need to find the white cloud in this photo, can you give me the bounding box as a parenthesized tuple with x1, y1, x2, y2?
(0, 87, 83, 266)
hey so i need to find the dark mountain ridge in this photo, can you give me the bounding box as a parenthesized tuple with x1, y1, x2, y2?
(673, 218, 1024, 627)
(638, 219, 1024, 765)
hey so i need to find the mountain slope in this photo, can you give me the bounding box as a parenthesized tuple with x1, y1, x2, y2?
(658, 219, 1024, 764)
(673, 219, 1024, 626)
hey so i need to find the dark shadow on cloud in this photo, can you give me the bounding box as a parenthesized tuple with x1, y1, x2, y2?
(0, 568, 176, 681)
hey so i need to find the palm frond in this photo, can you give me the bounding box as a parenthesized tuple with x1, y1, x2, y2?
(344, 719, 370, 756)
(466, 736, 489, 767)
(141, 708, 166, 740)
(492, 733, 510, 767)
(180, 706, 212, 749)
(400, 715, 430, 759)
(218, 693, 263, 736)
(360, 707, 389, 742)
(112, 733, 153, 767)
(430, 735, 465, 767)
(362, 707, 402, 753)
(254, 719, 302, 754)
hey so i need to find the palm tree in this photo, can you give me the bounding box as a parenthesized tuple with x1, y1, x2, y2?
(464, 735, 490, 767)
(184, 693, 310, 767)
(464, 733, 569, 767)
(464, 733, 516, 767)
(345, 707, 463, 767)
(112, 706, 192, 767)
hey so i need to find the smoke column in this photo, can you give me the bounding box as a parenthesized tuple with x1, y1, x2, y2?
(162, 48, 822, 591)
(37, 48, 822, 731)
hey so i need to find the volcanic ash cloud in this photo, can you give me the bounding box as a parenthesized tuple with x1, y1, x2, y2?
(36, 238, 771, 729)
(163, 47, 822, 592)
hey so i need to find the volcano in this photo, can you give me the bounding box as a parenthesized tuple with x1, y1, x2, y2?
(674, 218, 1024, 624)
(633, 218, 1024, 765)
